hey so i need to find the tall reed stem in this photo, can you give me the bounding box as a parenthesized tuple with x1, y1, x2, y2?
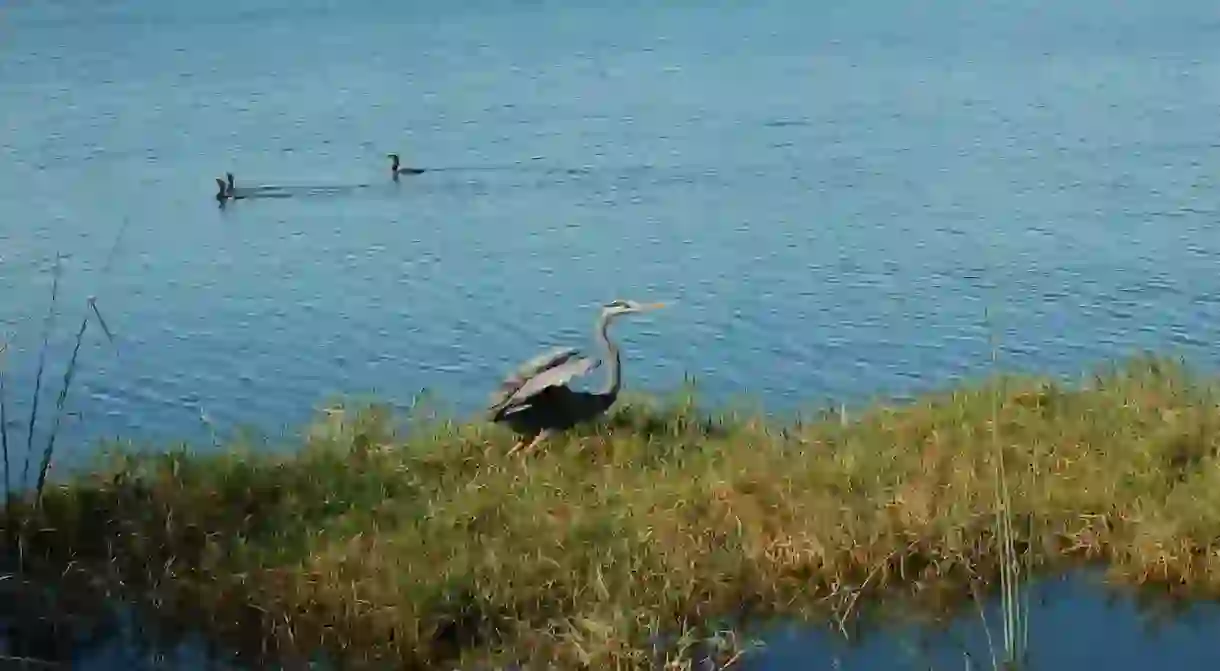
(21, 254, 64, 490)
(34, 312, 90, 504)
(1, 341, 11, 540)
(984, 307, 1027, 670)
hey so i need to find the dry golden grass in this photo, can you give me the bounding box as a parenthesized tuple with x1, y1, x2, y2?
(7, 355, 1220, 669)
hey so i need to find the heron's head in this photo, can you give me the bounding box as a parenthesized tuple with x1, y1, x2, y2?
(215, 177, 226, 190)
(601, 299, 667, 318)
(387, 153, 399, 162)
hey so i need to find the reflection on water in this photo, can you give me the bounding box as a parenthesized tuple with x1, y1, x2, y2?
(747, 571, 1220, 670)
(0, 580, 237, 671)
(4, 571, 1220, 669)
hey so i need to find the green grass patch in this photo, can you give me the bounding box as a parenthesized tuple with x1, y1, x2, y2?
(6, 354, 1220, 669)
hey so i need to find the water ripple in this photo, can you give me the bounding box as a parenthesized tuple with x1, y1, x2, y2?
(3, 0, 1220, 456)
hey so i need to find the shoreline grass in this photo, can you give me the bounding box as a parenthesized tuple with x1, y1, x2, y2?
(5, 354, 1220, 668)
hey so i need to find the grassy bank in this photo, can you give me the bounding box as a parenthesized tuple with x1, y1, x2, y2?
(6, 355, 1220, 669)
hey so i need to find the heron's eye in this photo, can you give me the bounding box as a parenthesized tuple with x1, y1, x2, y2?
(605, 300, 627, 309)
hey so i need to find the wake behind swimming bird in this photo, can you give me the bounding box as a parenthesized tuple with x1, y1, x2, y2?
(215, 174, 293, 207)
(214, 172, 375, 207)
(224, 172, 294, 197)
(388, 153, 425, 180)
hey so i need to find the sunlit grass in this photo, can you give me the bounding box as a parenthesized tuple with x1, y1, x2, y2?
(6, 355, 1220, 668)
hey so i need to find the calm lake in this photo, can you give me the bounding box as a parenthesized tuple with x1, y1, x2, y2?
(748, 571, 1220, 670)
(5, 0, 1220, 455)
(4, 0, 1220, 665)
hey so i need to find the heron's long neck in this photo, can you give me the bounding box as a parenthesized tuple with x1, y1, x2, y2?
(597, 313, 621, 398)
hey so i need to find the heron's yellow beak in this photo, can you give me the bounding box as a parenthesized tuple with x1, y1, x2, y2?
(640, 302, 667, 310)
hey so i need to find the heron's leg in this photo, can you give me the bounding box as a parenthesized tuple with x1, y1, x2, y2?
(519, 429, 554, 456)
(504, 436, 531, 458)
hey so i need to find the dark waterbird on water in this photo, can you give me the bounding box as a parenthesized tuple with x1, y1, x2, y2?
(215, 173, 253, 206)
(214, 177, 239, 206)
(388, 153, 425, 179)
(487, 299, 667, 458)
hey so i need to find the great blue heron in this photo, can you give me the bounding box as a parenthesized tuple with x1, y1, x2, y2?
(487, 299, 667, 457)
(387, 153, 425, 179)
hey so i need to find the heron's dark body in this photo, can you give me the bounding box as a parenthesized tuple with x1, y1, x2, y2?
(493, 386, 614, 440)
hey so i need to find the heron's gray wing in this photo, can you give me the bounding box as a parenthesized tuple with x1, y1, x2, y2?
(487, 347, 581, 411)
(513, 346, 582, 381)
(489, 354, 600, 418)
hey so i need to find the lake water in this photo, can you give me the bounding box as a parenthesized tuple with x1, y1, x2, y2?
(4, 0, 1220, 459)
(748, 571, 1220, 670)
(5, 571, 1219, 669)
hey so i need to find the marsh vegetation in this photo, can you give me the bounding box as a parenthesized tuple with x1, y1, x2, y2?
(5, 355, 1220, 668)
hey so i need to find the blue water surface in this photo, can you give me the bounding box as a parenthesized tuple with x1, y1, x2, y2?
(749, 572, 1220, 670)
(3, 0, 1220, 460)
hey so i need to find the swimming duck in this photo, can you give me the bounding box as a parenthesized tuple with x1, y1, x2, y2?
(215, 175, 248, 205)
(388, 153, 425, 179)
